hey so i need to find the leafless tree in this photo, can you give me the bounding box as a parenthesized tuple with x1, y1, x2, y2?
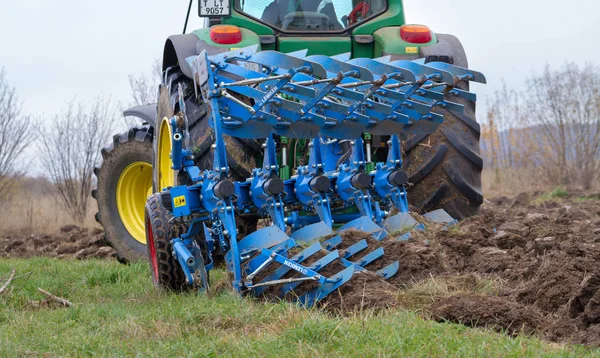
(0, 69, 33, 201)
(487, 80, 524, 169)
(123, 60, 161, 127)
(525, 63, 600, 189)
(39, 97, 117, 223)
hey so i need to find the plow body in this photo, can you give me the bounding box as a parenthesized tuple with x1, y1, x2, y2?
(153, 45, 485, 305)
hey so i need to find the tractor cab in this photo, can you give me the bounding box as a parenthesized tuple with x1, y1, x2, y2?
(196, 0, 438, 59)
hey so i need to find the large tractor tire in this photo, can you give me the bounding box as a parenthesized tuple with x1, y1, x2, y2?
(404, 90, 482, 219)
(93, 126, 154, 262)
(403, 35, 483, 219)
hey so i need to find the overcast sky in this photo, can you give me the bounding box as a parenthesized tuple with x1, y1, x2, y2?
(1, 0, 599, 121)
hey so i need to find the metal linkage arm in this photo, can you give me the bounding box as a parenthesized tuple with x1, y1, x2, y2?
(294, 137, 334, 228)
(249, 134, 287, 231)
(374, 135, 409, 213)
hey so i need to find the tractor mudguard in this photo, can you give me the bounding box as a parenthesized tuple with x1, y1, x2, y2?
(420, 33, 468, 68)
(163, 33, 207, 79)
(163, 28, 261, 79)
(373, 28, 467, 67)
(123, 104, 157, 125)
(373, 26, 437, 61)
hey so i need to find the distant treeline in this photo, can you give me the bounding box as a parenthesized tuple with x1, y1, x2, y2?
(480, 63, 600, 190)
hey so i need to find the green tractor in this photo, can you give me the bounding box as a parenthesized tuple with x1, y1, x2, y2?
(93, 0, 483, 262)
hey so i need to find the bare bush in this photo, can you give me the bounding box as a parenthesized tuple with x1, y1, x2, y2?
(0, 69, 33, 201)
(123, 60, 161, 127)
(39, 98, 117, 223)
(526, 63, 600, 189)
(484, 82, 522, 187)
(0, 177, 98, 235)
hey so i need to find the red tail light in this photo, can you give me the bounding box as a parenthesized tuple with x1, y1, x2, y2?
(400, 25, 432, 44)
(210, 25, 242, 45)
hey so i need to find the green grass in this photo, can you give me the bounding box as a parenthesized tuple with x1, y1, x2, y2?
(0, 258, 596, 357)
(534, 187, 570, 204)
(574, 195, 600, 203)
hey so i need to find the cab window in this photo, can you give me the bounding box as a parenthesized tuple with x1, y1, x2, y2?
(236, 0, 387, 32)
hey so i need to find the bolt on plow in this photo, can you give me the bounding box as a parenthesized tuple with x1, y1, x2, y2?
(144, 45, 485, 306)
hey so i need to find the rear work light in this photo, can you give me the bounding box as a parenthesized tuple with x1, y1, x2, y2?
(400, 25, 432, 44)
(210, 25, 242, 45)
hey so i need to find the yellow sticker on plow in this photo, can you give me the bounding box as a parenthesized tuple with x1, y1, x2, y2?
(406, 47, 418, 54)
(173, 195, 187, 208)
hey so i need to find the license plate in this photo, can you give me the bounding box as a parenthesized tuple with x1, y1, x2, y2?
(199, 0, 230, 16)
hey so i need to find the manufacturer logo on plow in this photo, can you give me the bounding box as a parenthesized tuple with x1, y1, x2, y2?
(284, 260, 308, 275)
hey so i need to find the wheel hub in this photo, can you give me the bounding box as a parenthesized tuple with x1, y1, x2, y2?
(116, 162, 153, 244)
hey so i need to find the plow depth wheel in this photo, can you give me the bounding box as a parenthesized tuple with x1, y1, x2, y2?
(144, 193, 189, 290)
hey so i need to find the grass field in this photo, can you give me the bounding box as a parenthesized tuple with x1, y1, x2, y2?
(0, 258, 596, 357)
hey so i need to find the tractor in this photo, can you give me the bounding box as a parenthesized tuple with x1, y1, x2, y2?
(93, 0, 484, 304)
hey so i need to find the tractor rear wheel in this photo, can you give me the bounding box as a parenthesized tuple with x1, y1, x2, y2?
(404, 81, 483, 219)
(93, 126, 154, 262)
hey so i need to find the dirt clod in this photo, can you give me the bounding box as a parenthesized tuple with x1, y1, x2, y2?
(322, 271, 397, 313)
(0, 226, 113, 260)
(433, 294, 548, 336)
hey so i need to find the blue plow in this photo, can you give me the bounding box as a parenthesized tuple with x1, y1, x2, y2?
(157, 45, 485, 306)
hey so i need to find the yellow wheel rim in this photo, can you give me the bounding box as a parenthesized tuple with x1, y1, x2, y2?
(158, 117, 175, 191)
(116, 162, 153, 244)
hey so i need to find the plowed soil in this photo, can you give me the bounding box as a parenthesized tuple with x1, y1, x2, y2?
(0, 225, 116, 260)
(4, 191, 600, 347)
(317, 190, 600, 347)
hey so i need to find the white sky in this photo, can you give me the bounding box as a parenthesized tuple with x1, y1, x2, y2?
(1, 0, 599, 120)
